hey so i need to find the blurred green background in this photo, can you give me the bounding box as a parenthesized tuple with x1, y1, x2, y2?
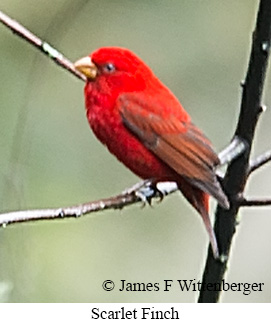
(0, 0, 271, 303)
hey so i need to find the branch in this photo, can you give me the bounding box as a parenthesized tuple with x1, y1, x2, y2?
(218, 136, 247, 166)
(0, 139, 248, 228)
(248, 150, 271, 174)
(0, 181, 178, 227)
(0, 10, 86, 82)
(0, 191, 140, 228)
(198, 0, 271, 303)
(238, 197, 271, 207)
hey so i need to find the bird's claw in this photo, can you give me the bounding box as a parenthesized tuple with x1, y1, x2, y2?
(135, 189, 153, 208)
(123, 180, 178, 207)
(135, 180, 157, 207)
(154, 186, 165, 203)
(133, 180, 168, 207)
(123, 179, 167, 207)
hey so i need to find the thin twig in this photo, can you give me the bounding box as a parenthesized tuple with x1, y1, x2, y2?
(238, 197, 271, 207)
(248, 150, 271, 174)
(0, 10, 86, 82)
(0, 181, 178, 227)
(0, 192, 140, 228)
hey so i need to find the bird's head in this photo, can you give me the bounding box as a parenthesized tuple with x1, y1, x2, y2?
(74, 47, 153, 95)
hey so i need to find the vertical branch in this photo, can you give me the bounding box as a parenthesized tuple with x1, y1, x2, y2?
(198, 0, 271, 303)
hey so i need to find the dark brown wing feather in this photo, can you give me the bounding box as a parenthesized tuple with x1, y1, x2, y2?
(118, 94, 229, 209)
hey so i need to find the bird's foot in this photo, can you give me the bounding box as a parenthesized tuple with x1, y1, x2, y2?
(123, 180, 178, 207)
(122, 179, 156, 207)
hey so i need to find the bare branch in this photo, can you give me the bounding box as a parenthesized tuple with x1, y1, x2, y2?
(238, 197, 271, 207)
(0, 181, 178, 227)
(198, 0, 271, 303)
(0, 192, 139, 228)
(218, 136, 247, 166)
(0, 10, 86, 82)
(248, 150, 271, 174)
(0, 136, 251, 229)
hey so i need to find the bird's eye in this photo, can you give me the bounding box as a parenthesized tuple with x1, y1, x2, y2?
(103, 63, 116, 73)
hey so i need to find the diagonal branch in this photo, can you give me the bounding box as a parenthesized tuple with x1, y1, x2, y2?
(0, 181, 177, 227)
(0, 10, 86, 82)
(0, 191, 141, 228)
(0, 141, 249, 228)
(218, 136, 247, 166)
(198, 0, 271, 303)
(248, 150, 271, 174)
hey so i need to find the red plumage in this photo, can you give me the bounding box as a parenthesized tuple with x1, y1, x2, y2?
(75, 47, 229, 258)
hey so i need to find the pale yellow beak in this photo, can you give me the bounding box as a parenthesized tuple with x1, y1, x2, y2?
(74, 56, 98, 80)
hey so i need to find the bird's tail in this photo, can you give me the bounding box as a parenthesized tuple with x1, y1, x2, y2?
(177, 181, 219, 259)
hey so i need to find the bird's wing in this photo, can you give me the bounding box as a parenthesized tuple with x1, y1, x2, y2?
(118, 93, 229, 209)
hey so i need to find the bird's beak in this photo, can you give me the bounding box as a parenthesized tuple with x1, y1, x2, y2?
(74, 56, 98, 81)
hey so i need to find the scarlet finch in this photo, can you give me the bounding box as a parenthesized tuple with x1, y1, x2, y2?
(75, 47, 229, 258)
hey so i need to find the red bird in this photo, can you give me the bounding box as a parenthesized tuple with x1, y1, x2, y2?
(74, 47, 229, 258)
